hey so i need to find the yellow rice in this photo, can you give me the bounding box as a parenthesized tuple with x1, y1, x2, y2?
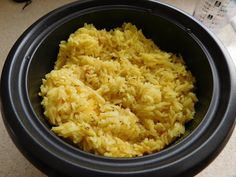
(39, 23, 198, 157)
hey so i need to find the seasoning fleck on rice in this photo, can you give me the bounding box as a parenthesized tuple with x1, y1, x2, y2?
(39, 23, 198, 157)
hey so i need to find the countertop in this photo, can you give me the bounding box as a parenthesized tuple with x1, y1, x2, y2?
(0, 0, 235, 177)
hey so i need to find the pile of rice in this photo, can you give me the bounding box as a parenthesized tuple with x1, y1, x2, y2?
(39, 23, 197, 157)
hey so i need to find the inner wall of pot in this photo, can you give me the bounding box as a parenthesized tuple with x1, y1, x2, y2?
(27, 9, 213, 143)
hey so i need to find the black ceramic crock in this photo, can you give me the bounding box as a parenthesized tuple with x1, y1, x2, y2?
(1, 0, 236, 177)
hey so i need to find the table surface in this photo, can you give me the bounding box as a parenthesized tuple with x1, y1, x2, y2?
(0, 0, 235, 177)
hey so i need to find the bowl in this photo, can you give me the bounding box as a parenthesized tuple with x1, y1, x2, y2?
(1, 0, 236, 177)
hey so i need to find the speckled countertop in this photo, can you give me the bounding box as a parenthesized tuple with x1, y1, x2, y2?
(0, 0, 235, 177)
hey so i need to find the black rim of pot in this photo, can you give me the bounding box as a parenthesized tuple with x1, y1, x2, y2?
(1, 0, 236, 177)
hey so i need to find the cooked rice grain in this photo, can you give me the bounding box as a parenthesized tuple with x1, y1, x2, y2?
(39, 23, 198, 157)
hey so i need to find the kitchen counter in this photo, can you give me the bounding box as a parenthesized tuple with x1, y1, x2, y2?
(0, 0, 235, 177)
